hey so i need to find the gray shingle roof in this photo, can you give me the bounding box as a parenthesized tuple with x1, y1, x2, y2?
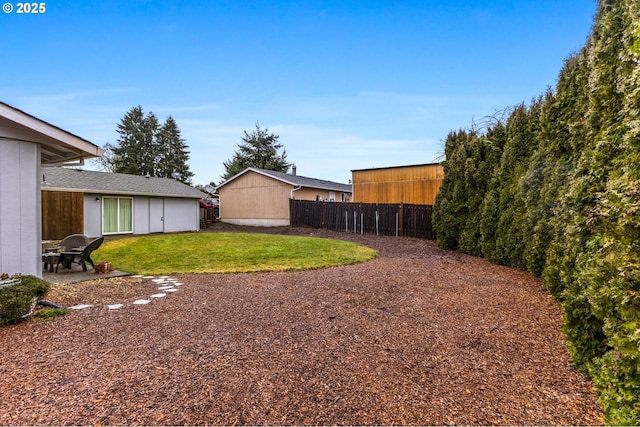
(217, 167, 352, 193)
(41, 167, 206, 199)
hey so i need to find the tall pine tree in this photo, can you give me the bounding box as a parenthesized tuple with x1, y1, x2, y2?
(156, 116, 193, 184)
(433, 0, 640, 421)
(221, 123, 291, 181)
(109, 106, 193, 184)
(112, 106, 150, 176)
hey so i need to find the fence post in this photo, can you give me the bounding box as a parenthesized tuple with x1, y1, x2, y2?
(395, 213, 399, 237)
(353, 211, 357, 233)
(345, 211, 348, 233)
(375, 211, 379, 236)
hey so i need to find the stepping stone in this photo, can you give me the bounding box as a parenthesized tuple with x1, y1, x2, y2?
(165, 288, 179, 293)
(172, 282, 184, 286)
(108, 304, 124, 310)
(69, 304, 93, 310)
(133, 299, 151, 305)
(150, 293, 166, 298)
(158, 286, 174, 290)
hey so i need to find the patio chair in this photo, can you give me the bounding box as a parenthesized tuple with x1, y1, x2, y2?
(42, 234, 89, 272)
(50, 234, 90, 253)
(56, 237, 104, 273)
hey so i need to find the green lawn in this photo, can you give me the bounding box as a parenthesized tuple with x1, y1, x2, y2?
(93, 232, 377, 275)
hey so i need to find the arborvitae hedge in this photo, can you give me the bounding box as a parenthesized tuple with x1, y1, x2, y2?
(433, 0, 640, 423)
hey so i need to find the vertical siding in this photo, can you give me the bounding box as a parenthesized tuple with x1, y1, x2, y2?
(147, 197, 164, 233)
(0, 140, 40, 276)
(135, 197, 152, 234)
(42, 191, 84, 240)
(219, 172, 292, 220)
(219, 170, 352, 225)
(352, 164, 444, 205)
(163, 198, 199, 232)
(84, 194, 103, 238)
(293, 187, 335, 201)
(46, 194, 198, 237)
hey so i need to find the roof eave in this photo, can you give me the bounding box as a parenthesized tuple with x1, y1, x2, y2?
(0, 101, 104, 163)
(216, 167, 352, 193)
(42, 187, 205, 199)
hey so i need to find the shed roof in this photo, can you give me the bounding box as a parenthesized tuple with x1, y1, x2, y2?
(216, 167, 352, 193)
(41, 167, 207, 199)
(0, 101, 103, 164)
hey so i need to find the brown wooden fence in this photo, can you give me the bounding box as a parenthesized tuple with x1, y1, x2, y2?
(289, 200, 435, 239)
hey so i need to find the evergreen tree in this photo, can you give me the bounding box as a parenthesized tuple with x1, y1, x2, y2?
(109, 106, 193, 184)
(433, 0, 640, 421)
(112, 106, 150, 176)
(140, 111, 159, 177)
(221, 123, 291, 181)
(156, 116, 193, 184)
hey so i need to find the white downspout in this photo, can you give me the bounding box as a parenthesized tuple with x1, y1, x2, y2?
(290, 185, 302, 199)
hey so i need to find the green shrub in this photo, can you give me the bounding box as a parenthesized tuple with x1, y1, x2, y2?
(34, 308, 68, 319)
(434, 1, 640, 421)
(0, 275, 50, 326)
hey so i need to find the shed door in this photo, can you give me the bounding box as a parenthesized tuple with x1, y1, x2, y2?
(149, 198, 164, 233)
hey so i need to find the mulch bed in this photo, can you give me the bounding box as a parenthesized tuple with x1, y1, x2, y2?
(0, 224, 603, 425)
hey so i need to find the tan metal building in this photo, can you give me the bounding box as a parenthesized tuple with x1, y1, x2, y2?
(351, 163, 444, 205)
(216, 167, 352, 226)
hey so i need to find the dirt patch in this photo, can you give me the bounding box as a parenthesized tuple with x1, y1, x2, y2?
(0, 225, 603, 425)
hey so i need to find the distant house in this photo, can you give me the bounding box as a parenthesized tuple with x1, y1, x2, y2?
(216, 167, 352, 226)
(0, 101, 103, 277)
(41, 168, 207, 240)
(351, 163, 444, 205)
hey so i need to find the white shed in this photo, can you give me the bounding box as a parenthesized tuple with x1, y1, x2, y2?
(41, 168, 207, 239)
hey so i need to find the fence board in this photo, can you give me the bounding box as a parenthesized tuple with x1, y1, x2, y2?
(42, 191, 84, 240)
(289, 200, 435, 240)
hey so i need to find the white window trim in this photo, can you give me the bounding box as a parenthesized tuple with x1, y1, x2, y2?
(102, 196, 134, 235)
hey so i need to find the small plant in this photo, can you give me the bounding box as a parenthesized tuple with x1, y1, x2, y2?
(34, 308, 68, 319)
(0, 275, 50, 326)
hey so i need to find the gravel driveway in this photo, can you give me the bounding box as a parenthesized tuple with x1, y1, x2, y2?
(0, 225, 603, 425)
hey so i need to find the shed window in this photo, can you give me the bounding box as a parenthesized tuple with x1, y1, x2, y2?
(103, 197, 133, 234)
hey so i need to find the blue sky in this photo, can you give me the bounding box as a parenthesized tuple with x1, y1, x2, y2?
(1, 1, 596, 186)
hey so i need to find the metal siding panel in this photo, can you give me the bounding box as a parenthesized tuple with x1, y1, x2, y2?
(19, 142, 40, 276)
(0, 140, 40, 276)
(83, 194, 103, 238)
(0, 140, 21, 275)
(148, 198, 163, 233)
(163, 198, 198, 232)
(134, 197, 151, 234)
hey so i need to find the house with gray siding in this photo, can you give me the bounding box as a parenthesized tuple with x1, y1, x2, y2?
(0, 101, 103, 277)
(41, 168, 206, 240)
